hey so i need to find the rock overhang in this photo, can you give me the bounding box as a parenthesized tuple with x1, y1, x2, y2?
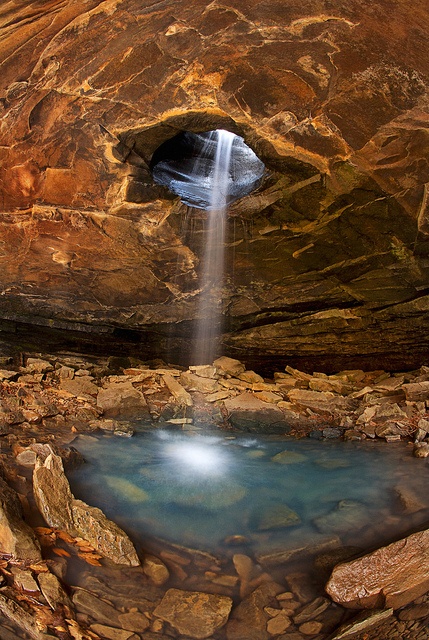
(0, 0, 428, 371)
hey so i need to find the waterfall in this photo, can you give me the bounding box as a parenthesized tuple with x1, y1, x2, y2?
(193, 129, 235, 365)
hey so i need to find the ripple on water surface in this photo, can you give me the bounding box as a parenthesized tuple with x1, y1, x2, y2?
(68, 428, 429, 558)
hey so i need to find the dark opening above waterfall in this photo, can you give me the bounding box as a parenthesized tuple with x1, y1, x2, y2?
(150, 129, 266, 209)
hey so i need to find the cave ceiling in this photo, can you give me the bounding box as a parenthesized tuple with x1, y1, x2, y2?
(0, 0, 429, 370)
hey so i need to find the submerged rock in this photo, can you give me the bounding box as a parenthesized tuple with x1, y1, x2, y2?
(314, 500, 370, 536)
(255, 504, 301, 531)
(153, 588, 233, 639)
(325, 528, 429, 609)
(226, 581, 284, 640)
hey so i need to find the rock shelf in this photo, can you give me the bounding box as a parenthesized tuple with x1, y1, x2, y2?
(0, 351, 428, 639)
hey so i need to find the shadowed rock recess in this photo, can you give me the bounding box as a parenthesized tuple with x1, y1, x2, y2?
(1, 0, 429, 371)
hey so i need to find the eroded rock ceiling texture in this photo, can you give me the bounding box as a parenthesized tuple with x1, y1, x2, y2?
(0, 0, 428, 370)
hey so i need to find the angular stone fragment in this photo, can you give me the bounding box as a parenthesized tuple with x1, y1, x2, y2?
(118, 610, 150, 632)
(33, 452, 140, 566)
(90, 626, 137, 640)
(163, 374, 193, 406)
(180, 371, 219, 393)
(60, 376, 99, 397)
(329, 608, 393, 639)
(224, 393, 289, 433)
(293, 596, 330, 624)
(72, 500, 140, 567)
(33, 452, 75, 531)
(154, 588, 233, 639)
(287, 388, 353, 415)
(214, 356, 246, 377)
(0, 592, 47, 638)
(143, 554, 170, 586)
(37, 571, 71, 610)
(402, 381, 429, 401)
(226, 582, 284, 640)
(266, 612, 291, 634)
(97, 381, 148, 417)
(73, 588, 121, 626)
(326, 529, 429, 609)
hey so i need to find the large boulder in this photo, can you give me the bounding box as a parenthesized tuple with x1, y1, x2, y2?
(33, 451, 140, 566)
(224, 393, 290, 433)
(325, 528, 429, 609)
(0, 1, 428, 372)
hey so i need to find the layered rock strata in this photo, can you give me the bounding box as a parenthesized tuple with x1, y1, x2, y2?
(0, 1, 429, 370)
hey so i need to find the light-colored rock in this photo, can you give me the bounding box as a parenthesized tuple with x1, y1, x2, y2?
(90, 626, 137, 640)
(154, 588, 233, 639)
(299, 621, 323, 635)
(413, 442, 429, 457)
(272, 450, 307, 464)
(326, 529, 429, 609)
(60, 376, 99, 397)
(37, 571, 72, 610)
(72, 500, 140, 566)
(293, 597, 330, 624)
(266, 612, 291, 634)
(10, 567, 40, 592)
(24, 358, 54, 374)
(214, 357, 246, 377)
(253, 390, 283, 404)
(33, 452, 75, 532)
(33, 451, 140, 566)
(180, 371, 219, 394)
(163, 374, 193, 406)
(224, 392, 288, 433)
(143, 554, 170, 586)
(104, 476, 149, 503)
(189, 365, 217, 378)
(97, 382, 148, 416)
(403, 381, 429, 402)
(239, 370, 264, 384)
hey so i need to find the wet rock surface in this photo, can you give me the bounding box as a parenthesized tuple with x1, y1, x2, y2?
(0, 1, 429, 372)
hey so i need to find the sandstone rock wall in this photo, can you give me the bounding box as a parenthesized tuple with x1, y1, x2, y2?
(1, 1, 428, 370)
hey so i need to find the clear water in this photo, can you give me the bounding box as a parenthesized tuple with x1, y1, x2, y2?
(68, 428, 429, 562)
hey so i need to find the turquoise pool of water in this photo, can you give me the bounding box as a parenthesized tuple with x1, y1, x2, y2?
(68, 427, 429, 559)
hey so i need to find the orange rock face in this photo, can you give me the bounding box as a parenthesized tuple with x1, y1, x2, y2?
(0, 1, 428, 368)
(326, 529, 429, 609)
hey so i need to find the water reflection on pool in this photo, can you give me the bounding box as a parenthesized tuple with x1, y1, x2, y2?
(68, 428, 429, 559)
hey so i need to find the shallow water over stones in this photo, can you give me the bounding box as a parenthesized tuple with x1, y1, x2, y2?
(68, 428, 429, 564)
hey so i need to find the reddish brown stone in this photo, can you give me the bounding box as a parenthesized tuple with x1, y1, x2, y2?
(326, 529, 429, 609)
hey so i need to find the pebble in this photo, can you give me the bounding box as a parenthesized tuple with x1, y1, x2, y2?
(299, 620, 323, 634)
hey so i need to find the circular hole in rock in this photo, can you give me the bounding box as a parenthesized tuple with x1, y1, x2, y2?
(150, 129, 266, 209)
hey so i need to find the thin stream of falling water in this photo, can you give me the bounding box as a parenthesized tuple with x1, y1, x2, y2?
(193, 130, 235, 365)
